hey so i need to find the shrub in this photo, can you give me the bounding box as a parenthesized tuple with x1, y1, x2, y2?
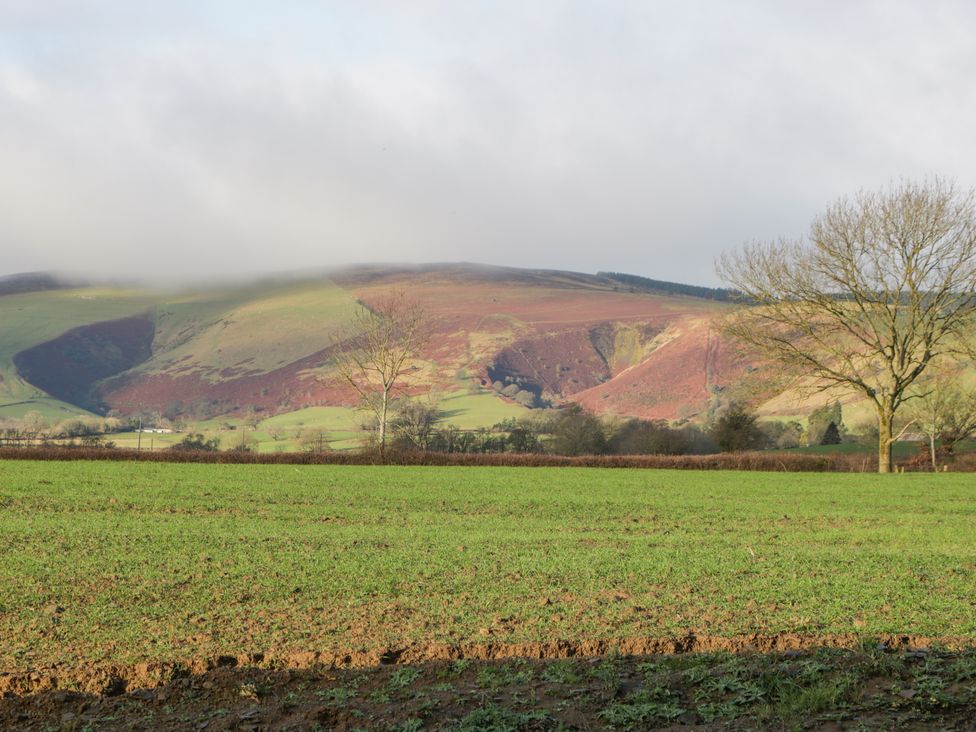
(711, 404, 767, 452)
(551, 406, 607, 456)
(820, 422, 842, 445)
(608, 418, 690, 455)
(760, 420, 803, 450)
(807, 401, 845, 446)
(174, 433, 221, 452)
(501, 383, 521, 398)
(0, 445, 874, 470)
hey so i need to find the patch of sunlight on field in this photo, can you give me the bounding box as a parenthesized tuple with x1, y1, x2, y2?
(2, 463, 974, 670)
(262, 389, 529, 434)
(0, 397, 96, 421)
(146, 281, 360, 375)
(436, 389, 528, 428)
(110, 431, 183, 450)
(260, 406, 361, 431)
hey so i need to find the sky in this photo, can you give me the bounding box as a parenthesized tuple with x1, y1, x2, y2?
(1, 1, 975, 286)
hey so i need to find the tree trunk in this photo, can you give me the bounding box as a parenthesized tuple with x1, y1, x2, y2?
(930, 434, 937, 472)
(379, 388, 388, 459)
(877, 411, 893, 474)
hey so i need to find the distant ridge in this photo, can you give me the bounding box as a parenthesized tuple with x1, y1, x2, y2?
(330, 262, 614, 291)
(0, 272, 82, 297)
(598, 272, 737, 301)
(0, 262, 755, 423)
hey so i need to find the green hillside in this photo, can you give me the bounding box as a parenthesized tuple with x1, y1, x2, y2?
(0, 287, 153, 413)
(0, 273, 537, 435)
(144, 280, 361, 378)
(5, 264, 964, 441)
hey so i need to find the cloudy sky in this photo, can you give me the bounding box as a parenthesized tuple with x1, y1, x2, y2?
(1, 1, 974, 285)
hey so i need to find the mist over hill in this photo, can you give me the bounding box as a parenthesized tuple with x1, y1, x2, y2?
(0, 263, 824, 426)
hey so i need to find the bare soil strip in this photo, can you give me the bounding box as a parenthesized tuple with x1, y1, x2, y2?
(2, 633, 971, 698)
(4, 643, 976, 731)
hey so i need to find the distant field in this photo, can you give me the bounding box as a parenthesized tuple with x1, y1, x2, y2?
(435, 389, 528, 428)
(790, 441, 919, 459)
(791, 440, 976, 461)
(0, 397, 95, 421)
(162, 391, 527, 452)
(1, 462, 974, 674)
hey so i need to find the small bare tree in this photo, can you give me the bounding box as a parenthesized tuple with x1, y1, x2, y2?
(19, 410, 47, 447)
(905, 372, 976, 470)
(297, 428, 331, 453)
(332, 290, 428, 457)
(718, 179, 976, 473)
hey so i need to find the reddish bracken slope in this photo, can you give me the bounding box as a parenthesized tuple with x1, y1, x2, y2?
(346, 265, 750, 420)
(13, 265, 756, 421)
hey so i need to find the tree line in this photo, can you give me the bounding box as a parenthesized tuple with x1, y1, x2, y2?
(6, 181, 975, 473)
(331, 179, 976, 473)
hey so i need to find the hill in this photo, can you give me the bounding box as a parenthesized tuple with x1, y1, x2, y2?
(0, 264, 784, 427)
(0, 272, 83, 297)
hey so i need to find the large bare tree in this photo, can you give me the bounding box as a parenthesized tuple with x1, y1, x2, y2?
(717, 179, 976, 473)
(332, 290, 428, 457)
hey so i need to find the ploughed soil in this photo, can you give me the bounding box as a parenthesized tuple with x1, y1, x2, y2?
(3, 637, 975, 730)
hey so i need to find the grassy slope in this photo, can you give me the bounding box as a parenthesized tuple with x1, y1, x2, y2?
(0, 287, 153, 413)
(108, 389, 530, 454)
(2, 270, 970, 433)
(433, 389, 527, 429)
(1, 462, 973, 670)
(0, 276, 530, 431)
(0, 397, 94, 421)
(145, 280, 361, 377)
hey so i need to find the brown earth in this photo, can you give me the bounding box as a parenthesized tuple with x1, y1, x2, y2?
(3, 638, 975, 730)
(1, 633, 969, 697)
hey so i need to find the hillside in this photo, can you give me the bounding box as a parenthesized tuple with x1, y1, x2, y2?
(0, 264, 776, 426)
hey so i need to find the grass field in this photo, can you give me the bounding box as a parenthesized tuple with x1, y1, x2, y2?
(154, 392, 528, 453)
(0, 396, 95, 421)
(2, 461, 975, 729)
(790, 441, 920, 459)
(2, 462, 974, 673)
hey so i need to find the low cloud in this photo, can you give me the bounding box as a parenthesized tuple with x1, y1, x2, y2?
(1, 1, 975, 285)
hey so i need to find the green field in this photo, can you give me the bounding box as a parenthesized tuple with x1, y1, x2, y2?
(1, 462, 974, 674)
(150, 391, 528, 453)
(0, 397, 95, 421)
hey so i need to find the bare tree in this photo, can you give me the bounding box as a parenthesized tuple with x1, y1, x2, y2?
(19, 410, 47, 446)
(717, 179, 976, 473)
(389, 399, 442, 451)
(332, 290, 429, 458)
(297, 428, 330, 453)
(905, 372, 976, 470)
